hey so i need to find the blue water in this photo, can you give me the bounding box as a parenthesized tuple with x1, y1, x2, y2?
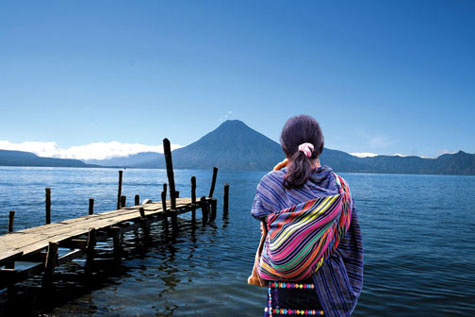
(0, 167, 474, 316)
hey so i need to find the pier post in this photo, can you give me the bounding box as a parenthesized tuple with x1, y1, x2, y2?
(161, 190, 169, 234)
(117, 170, 123, 210)
(208, 167, 218, 198)
(89, 198, 94, 215)
(43, 241, 59, 287)
(191, 176, 196, 223)
(163, 138, 176, 210)
(120, 195, 126, 208)
(8, 210, 15, 233)
(45, 188, 51, 224)
(139, 207, 150, 237)
(223, 184, 229, 217)
(112, 226, 122, 259)
(85, 228, 96, 274)
(135, 195, 140, 206)
(210, 198, 217, 221)
(201, 196, 208, 225)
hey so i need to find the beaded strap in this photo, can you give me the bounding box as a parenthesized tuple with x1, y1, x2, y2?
(269, 282, 315, 289)
(267, 283, 324, 316)
(265, 307, 324, 315)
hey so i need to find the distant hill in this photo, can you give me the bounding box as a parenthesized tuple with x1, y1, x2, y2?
(171, 120, 283, 170)
(0, 150, 96, 168)
(2, 121, 474, 175)
(85, 152, 164, 168)
(84, 120, 475, 175)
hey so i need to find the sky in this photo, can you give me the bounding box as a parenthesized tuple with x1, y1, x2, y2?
(0, 0, 474, 160)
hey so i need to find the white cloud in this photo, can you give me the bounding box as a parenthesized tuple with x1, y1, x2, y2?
(219, 110, 233, 123)
(393, 153, 407, 157)
(350, 152, 378, 158)
(0, 140, 183, 160)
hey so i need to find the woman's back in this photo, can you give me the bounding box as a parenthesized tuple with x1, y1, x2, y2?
(252, 165, 364, 316)
(249, 115, 364, 316)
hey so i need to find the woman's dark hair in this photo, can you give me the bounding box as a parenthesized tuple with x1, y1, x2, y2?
(280, 115, 324, 188)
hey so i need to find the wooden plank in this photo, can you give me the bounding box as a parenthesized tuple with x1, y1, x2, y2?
(0, 251, 23, 266)
(0, 198, 196, 264)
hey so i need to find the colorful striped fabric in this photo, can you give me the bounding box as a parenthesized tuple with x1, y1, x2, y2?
(259, 174, 352, 282)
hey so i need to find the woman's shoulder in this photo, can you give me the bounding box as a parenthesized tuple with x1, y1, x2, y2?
(259, 168, 286, 185)
(257, 168, 287, 194)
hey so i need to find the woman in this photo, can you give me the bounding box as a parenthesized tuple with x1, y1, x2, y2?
(249, 115, 364, 316)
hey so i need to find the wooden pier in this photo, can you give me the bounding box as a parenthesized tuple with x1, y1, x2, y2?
(0, 138, 228, 290)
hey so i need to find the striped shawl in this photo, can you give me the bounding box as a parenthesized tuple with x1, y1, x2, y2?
(259, 174, 352, 281)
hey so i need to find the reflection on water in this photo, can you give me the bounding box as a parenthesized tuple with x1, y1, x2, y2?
(0, 167, 474, 316)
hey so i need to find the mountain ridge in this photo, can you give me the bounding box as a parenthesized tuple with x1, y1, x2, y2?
(1, 120, 474, 175)
(0, 150, 98, 168)
(83, 120, 475, 175)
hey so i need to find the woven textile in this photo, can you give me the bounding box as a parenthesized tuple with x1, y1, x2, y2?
(259, 174, 352, 281)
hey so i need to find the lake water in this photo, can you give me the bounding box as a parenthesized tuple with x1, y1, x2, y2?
(0, 167, 474, 316)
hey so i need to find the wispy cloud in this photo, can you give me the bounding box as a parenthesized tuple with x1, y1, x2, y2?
(350, 152, 378, 158)
(219, 110, 233, 123)
(0, 141, 183, 160)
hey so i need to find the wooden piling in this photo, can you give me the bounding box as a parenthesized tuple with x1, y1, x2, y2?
(191, 176, 196, 222)
(117, 170, 123, 210)
(43, 241, 59, 286)
(163, 138, 176, 210)
(139, 207, 149, 237)
(121, 195, 126, 208)
(111, 226, 121, 258)
(135, 195, 140, 206)
(201, 196, 208, 224)
(210, 198, 217, 221)
(85, 228, 96, 274)
(208, 167, 218, 198)
(45, 188, 51, 224)
(8, 211, 14, 233)
(88, 198, 94, 215)
(161, 190, 169, 232)
(223, 184, 229, 216)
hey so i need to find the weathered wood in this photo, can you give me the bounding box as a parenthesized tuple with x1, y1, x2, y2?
(58, 249, 84, 266)
(223, 184, 229, 216)
(209, 167, 218, 198)
(43, 241, 59, 286)
(121, 195, 126, 208)
(161, 191, 169, 231)
(163, 138, 176, 210)
(210, 198, 217, 221)
(60, 238, 88, 249)
(117, 170, 123, 209)
(21, 252, 47, 262)
(201, 196, 208, 224)
(45, 188, 51, 224)
(85, 228, 96, 274)
(138, 207, 149, 237)
(0, 196, 213, 288)
(0, 269, 17, 286)
(191, 176, 196, 222)
(8, 210, 15, 233)
(135, 195, 140, 206)
(89, 198, 94, 215)
(111, 226, 121, 258)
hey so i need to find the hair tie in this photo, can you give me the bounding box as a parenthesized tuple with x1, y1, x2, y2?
(298, 143, 314, 158)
